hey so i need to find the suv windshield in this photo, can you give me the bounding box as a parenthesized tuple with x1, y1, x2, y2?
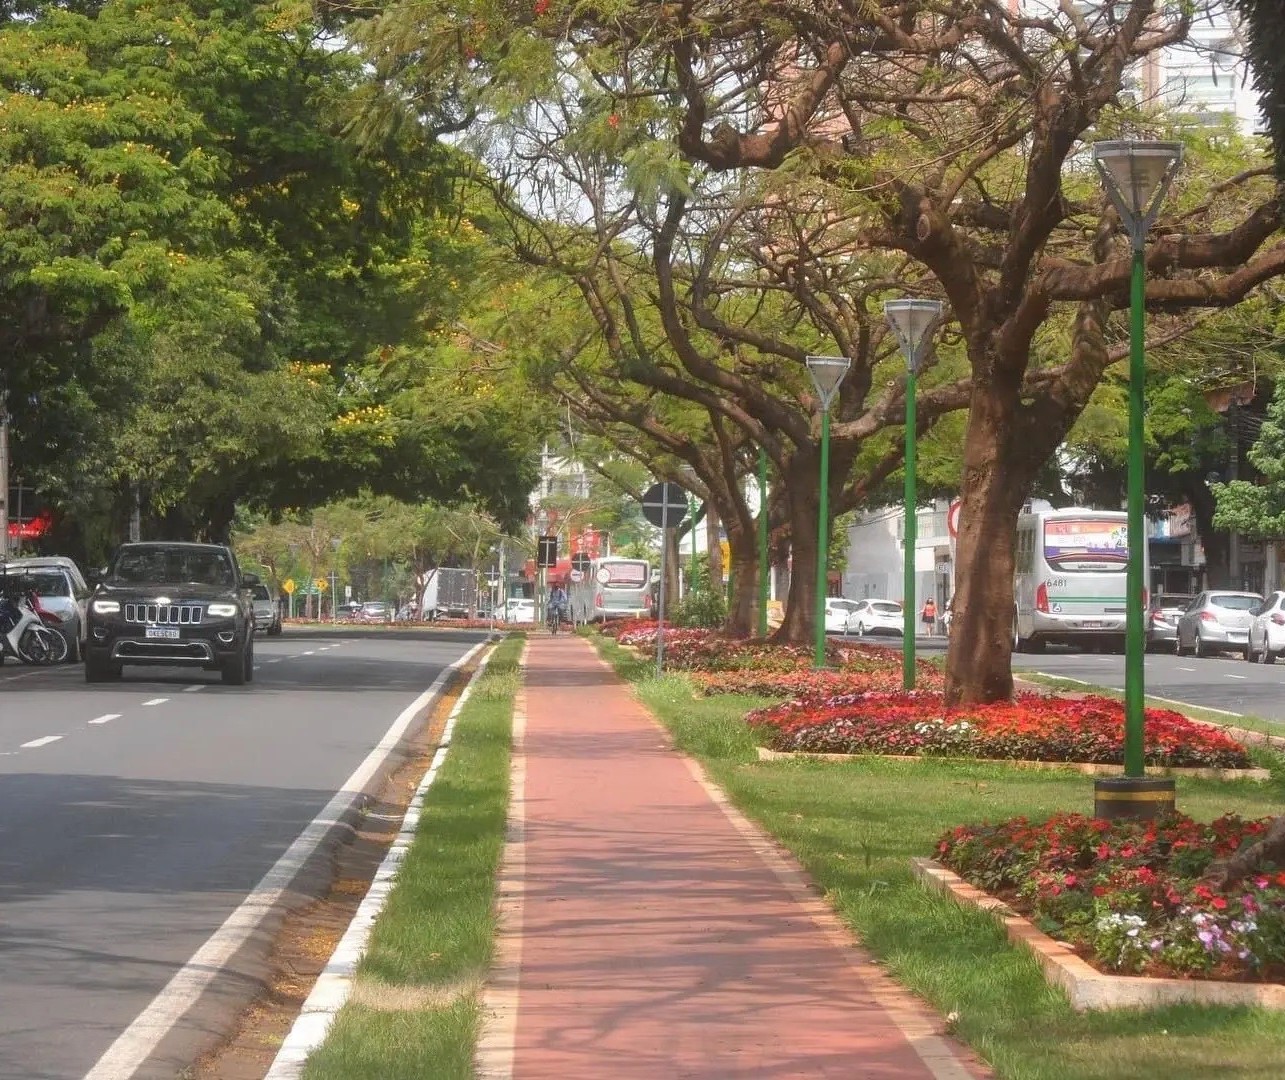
(110, 547, 235, 587)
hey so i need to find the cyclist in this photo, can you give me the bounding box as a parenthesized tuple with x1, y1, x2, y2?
(548, 583, 569, 632)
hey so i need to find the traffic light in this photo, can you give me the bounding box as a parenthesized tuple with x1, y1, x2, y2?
(537, 534, 558, 568)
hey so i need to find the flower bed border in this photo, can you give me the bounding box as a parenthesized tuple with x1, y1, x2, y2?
(911, 858, 1285, 1011)
(756, 746, 1270, 781)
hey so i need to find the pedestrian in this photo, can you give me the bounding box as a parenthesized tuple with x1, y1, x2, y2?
(920, 596, 938, 635)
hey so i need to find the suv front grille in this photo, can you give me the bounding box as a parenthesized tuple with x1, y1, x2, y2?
(124, 603, 204, 626)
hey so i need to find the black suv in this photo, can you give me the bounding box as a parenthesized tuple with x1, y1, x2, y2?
(85, 542, 257, 685)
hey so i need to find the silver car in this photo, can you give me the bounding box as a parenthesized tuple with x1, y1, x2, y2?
(1247, 591, 1285, 664)
(0, 556, 91, 662)
(1174, 591, 1262, 658)
(249, 582, 282, 636)
(1146, 593, 1194, 648)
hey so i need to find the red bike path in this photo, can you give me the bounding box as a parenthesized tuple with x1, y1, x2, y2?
(478, 634, 990, 1079)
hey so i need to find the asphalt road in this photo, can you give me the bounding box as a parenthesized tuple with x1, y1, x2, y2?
(0, 628, 487, 1080)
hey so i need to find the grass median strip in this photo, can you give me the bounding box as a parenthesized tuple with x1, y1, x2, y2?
(593, 633, 1285, 1080)
(302, 636, 522, 1080)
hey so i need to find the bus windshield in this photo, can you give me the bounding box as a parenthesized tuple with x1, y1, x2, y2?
(598, 560, 648, 588)
(1043, 518, 1128, 573)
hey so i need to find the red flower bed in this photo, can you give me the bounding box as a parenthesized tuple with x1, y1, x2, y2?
(600, 617, 657, 640)
(937, 812, 1285, 980)
(748, 692, 1252, 769)
(695, 665, 943, 698)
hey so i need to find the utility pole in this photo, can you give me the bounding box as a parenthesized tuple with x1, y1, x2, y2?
(0, 392, 10, 559)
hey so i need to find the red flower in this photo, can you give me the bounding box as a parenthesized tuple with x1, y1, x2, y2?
(534, 0, 551, 14)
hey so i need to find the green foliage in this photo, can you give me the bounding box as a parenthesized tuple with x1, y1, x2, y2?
(1213, 379, 1285, 537)
(670, 589, 728, 630)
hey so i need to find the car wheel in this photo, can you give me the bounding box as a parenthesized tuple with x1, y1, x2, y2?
(1244, 639, 1254, 662)
(64, 631, 81, 664)
(1194, 632, 1208, 658)
(222, 642, 249, 686)
(85, 655, 121, 682)
(1265, 649, 1277, 666)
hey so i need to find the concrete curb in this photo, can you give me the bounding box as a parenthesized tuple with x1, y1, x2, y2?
(262, 638, 497, 1078)
(911, 858, 1285, 1011)
(755, 746, 1271, 781)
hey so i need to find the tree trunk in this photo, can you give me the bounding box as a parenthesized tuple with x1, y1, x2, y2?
(662, 527, 681, 612)
(1203, 813, 1285, 890)
(723, 516, 757, 638)
(706, 502, 723, 586)
(771, 456, 821, 646)
(944, 384, 1037, 705)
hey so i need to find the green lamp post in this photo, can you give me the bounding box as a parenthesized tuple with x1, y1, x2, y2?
(1091, 139, 1183, 820)
(883, 299, 944, 691)
(805, 354, 851, 669)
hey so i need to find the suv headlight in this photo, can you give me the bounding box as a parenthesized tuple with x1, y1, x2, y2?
(91, 599, 121, 614)
(206, 603, 238, 618)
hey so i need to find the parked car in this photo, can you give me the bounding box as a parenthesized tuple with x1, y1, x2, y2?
(0, 555, 91, 662)
(358, 600, 391, 624)
(1247, 591, 1285, 664)
(1174, 591, 1262, 658)
(824, 598, 860, 634)
(337, 600, 363, 622)
(249, 582, 282, 636)
(1146, 592, 1194, 649)
(845, 599, 904, 637)
(504, 597, 535, 624)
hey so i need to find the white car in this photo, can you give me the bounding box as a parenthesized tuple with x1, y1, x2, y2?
(1, 556, 91, 662)
(1247, 590, 1285, 664)
(504, 598, 535, 624)
(845, 599, 905, 637)
(824, 598, 860, 634)
(248, 582, 282, 636)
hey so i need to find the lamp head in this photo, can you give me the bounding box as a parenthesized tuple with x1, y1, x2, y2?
(882, 299, 944, 374)
(805, 355, 850, 411)
(1092, 140, 1183, 246)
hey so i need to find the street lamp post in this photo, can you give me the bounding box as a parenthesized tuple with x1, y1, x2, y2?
(805, 355, 851, 669)
(1092, 139, 1183, 820)
(757, 447, 769, 638)
(883, 299, 944, 691)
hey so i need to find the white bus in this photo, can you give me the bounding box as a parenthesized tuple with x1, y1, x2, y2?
(1013, 508, 1147, 653)
(569, 556, 653, 622)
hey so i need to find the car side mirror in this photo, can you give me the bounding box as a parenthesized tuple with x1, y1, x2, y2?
(241, 573, 260, 587)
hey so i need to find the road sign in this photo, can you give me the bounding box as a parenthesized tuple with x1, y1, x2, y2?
(569, 568, 584, 583)
(571, 552, 592, 573)
(315, 578, 328, 592)
(641, 481, 688, 529)
(537, 534, 558, 568)
(282, 578, 295, 595)
(947, 499, 963, 539)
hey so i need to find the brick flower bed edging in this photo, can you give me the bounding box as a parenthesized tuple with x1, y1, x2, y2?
(911, 857, 1285, 1011)
(756, 745, 1271, 781)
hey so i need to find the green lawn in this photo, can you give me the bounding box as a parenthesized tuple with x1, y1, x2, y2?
(595, 634, 1285, 1080)
(302, 637, 521, 1080)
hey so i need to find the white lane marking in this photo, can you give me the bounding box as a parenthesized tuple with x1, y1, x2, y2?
(141, 698, 169, 707)
(21, 735, 63, 749)
(89, 714, 121, 726)
(1177, 666, 1196, 672)
(267, 642, 501, 1078)
(1225, 674, 1248, 680)
(1147, 693, 1243, 718)
(263, 659, 282, 664)
(85, 639, 490, 1080)
(182, 685, 204, 693)
(301, 650, 316, 656)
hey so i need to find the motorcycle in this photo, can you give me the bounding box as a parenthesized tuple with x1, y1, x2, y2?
(0, 591, 65, 666)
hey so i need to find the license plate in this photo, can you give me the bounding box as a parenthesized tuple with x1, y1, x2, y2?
(1081, 621, 1102, 628)
(145, 626, 180, 640)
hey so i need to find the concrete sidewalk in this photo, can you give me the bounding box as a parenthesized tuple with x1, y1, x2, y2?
(480, 634, 988, 1080)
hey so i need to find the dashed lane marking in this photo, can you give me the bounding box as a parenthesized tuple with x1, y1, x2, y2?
(183, 685, 204, 693)
(20, 735, 63, 749)
(142, 698, 169, 707)
(301, 650, 316, 656)
(1225, 674, 1248, 680)
(89, 714, 121, 725)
